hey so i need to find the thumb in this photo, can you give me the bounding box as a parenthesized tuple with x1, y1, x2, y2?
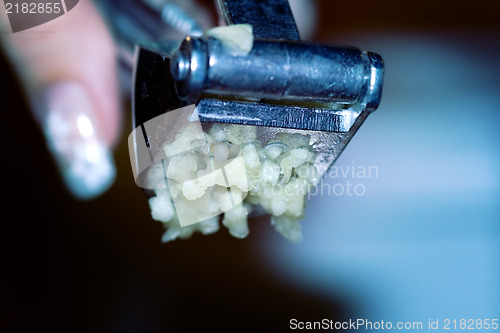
(1, 0, 120, 199)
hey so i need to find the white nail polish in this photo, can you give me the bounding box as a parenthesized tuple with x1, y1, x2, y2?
(42, 83, 116, 199)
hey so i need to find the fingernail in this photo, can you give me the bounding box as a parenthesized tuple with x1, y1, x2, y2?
(40, 83, 116, 199)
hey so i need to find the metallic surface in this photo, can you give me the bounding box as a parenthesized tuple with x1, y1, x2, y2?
(202, 40, 367, 104)
(132, 44, 186, 130)
(195, 99, 360, 132)
(131, 0, 385, 187)
(217, 0, 300, 40)
(254, 111, 370, 179)
(172, 37, 382, 106)
(159, 3, 204, 36)
(133, 0, 384, 134)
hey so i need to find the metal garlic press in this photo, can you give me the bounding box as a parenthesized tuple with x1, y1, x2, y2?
(129, 0, 384, 178)
(96, 0, 385, 185)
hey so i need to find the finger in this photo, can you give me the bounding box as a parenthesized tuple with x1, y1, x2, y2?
(1, 0, 120, 199)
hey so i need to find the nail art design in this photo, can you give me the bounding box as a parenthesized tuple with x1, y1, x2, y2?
(42, 83, 115, 199)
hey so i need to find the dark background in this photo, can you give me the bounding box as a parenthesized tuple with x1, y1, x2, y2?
(2, 0, 499, 332)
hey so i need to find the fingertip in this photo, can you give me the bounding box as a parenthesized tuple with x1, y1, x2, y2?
(2, 0, 122, 199)
(40, 82, 116, 199)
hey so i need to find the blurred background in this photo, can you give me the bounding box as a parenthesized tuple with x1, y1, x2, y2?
(2, 0, 499, 332)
